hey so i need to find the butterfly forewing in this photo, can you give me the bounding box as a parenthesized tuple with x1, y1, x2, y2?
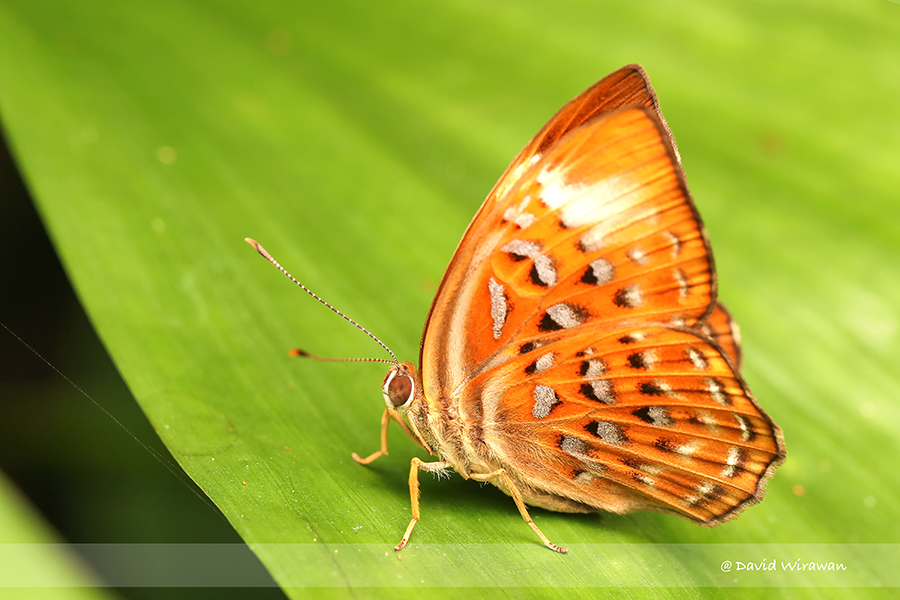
(420, 66, 668, 398)
(488, 64, 662, 204)
(492, 108, 714, 329)
(423, 107, 715, 398)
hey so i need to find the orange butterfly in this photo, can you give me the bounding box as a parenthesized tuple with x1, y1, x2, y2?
(248, 64, 785, 554)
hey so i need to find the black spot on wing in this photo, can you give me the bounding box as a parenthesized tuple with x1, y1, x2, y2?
(539, 313, 563, 331)
(529, 264, 548, 287)
(640, 381, 665, 396)
(627, 352, 649, 370)
(654, 438, 674, 453)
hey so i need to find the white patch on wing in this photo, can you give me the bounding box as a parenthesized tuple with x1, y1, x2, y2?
(637, 474, 656, 487)
(694, 410, 720, 433)
(582, 358, 607, 378)
(488, 277, 507, 340)
(664, 230, 682, 257)
(687, 347, 709, 370)
(589, 420, 628, 446)
(579, 224, 606, 252)
(501, 239, 557, 286)
(639, 463, 664, 476)
(560, 435, 589, 457)
(734, 413, 753, 441)
(514, 212, 537, 228)
(537, 167, 636, 232)
(634, 350, 658, 370)
(585, 258, 615, 285)
(615, 284, 644, 308)
(627, 247, 649, 266)
(502, 195, 536, 229)
(675, 440, 700, 457)
(706, 378, 728, 405)
(536, 165, 582, 209)
(546, 303, 586, 328)
(648, 379, 676, 398)
(502, 239, 541, 258)
(574, 471, 595, 485)
(721, 446, 742, 478)
(585, 380, 615, 404)
(533, 254, 558, 286)
(641, 405, 673, 427)
(685, 481, 718, 506)
(533, 352, 555, 373)
(558, 192, 608, 228)
(532, 385, 559, 418)
(674, 268, 689, 299)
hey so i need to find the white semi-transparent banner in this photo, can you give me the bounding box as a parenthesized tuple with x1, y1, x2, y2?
(1, 543, 894, 587)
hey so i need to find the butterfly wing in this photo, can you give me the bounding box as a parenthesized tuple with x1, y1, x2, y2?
(462, 323, 782, 523)
(418, 92, 783, 522)
(701, 302, 743, 368)
(486, 65, 665, 205)
(422, 67, 672, 392)
(422, 105, 715, 397)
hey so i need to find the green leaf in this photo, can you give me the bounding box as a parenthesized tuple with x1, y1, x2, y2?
(0, 472, 114, 597)
(1, 0, 898, 595)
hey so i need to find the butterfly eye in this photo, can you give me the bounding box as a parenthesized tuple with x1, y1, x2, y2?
(382, 368, 415, 409)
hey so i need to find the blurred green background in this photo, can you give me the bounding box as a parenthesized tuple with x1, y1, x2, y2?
(1, 0, 899, 598)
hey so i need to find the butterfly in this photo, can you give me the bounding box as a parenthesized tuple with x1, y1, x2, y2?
(248, 64, 785, 554)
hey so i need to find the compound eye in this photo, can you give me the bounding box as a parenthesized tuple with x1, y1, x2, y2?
(382, 369, 414, 408)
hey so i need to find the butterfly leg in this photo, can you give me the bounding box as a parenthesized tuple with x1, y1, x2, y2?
(395, 457, 450, 551)
(352, 408, 392, 465)
(353, 408, 424, 465)
(470, 469, 568, 554)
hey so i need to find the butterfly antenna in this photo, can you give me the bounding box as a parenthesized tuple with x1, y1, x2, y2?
(245, 238, 399, 365)
(287, 348, 395, 364)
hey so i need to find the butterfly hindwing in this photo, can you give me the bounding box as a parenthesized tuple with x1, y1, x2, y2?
(465, 324, 782, 523)
(701, 302, 743, 368)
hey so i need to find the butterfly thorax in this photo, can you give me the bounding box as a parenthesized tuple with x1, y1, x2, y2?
(398, 366, 499, 479)
(406, 396, 490, 479)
